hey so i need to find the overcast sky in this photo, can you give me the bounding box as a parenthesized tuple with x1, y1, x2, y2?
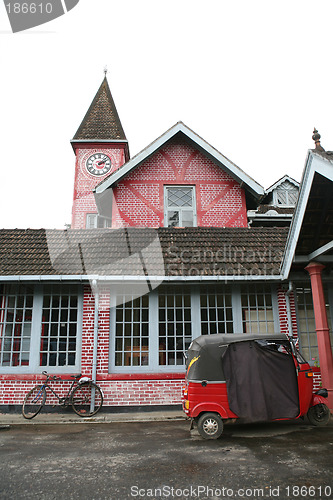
(0, 0, 332, 229)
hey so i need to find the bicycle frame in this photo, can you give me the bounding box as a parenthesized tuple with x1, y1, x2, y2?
(22, 371, 103, 419)
(42, 377, 78, 406)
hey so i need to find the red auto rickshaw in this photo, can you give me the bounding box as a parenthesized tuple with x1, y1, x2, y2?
(183, 333, 330, 439)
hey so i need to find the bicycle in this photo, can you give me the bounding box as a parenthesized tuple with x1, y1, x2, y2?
(22, 371, 103, 419)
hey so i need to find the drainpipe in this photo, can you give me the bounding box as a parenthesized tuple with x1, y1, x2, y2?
(90, 279, 99, 412)
(285, 281, 294, 339)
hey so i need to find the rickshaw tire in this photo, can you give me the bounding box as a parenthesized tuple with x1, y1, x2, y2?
(307, 404, 331, 426)
(197, 412, 224, 439)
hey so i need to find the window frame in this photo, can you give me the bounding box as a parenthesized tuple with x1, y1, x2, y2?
(0, 284, 83, 374)
(164, 185, 197, 228)
(272, 185, 299, 207)
(86, 213, 111, 229)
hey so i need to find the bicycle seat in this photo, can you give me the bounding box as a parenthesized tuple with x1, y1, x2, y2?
(71, 374, 82, 379)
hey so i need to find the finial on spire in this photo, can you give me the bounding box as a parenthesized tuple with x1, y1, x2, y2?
(103, 66, 108, 77)
(312, 128, 325, 151)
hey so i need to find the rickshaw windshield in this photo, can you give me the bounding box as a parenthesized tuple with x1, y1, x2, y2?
(255, 339, 293, 356)
(288, 338, 308, 365)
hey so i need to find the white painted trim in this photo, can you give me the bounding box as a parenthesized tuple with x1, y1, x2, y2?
(266, 175, 300, 194)
(281, 150, 333, 279)
(0, 274, 284, 282)
(248, 213, 293, 219)
(281, 152, 314, 279)
(94, 122, 264, 197)
(164, 185, 197, 227)
(308, 240, 333, 261)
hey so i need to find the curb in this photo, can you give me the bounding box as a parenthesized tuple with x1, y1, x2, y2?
(0, 412, 186, 426)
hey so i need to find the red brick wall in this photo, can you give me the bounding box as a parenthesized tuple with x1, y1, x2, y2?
(99, 378, 184, 407)
(112, 138, 248, 228)
(81, 285, 110, 377)
(71, 144, 127, 229)
(0, 375, 185, 408)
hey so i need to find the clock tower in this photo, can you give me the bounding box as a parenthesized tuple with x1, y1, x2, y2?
(71, 77, 129, 229)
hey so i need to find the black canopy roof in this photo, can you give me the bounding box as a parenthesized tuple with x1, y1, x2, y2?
(189, 333, 289, 352)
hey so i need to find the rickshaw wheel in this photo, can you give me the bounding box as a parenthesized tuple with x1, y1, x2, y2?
(197, 412, 224, 439)
(307, 404, 331, 426)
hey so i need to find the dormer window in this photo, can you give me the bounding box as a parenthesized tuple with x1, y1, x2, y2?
(164, 186, 197, 227)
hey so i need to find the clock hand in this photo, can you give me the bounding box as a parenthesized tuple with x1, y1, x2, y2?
(97, 156, 108, 165)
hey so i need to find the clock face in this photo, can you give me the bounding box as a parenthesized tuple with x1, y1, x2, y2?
(86, 153, 112, 176)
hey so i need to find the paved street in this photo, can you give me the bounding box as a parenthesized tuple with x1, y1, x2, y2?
(0, 418, 332, 500)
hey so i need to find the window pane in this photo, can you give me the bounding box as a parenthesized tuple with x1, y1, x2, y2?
(167, 187, 193, 207)
(168, 211, 179, 228)
(182, 210, 194, 227)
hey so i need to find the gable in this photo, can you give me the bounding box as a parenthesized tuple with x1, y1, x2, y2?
(94, 122, 264, 198)
(110, 136, 248, 228)
(281, 150, 333, 278)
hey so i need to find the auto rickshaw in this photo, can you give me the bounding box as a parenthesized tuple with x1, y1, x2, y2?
(182, 333, 330, 439)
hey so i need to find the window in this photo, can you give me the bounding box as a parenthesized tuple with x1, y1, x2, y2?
(110, 284, 278, 373)
(295, 283, 332, 364)
(241, 284, 275, 334)
(40, 285, 79, 367)
(0, 284, 82, 373)
(164, 186, 196, 227)
(158, 287, 192, 366)
(273, 182, 299, 207)
(200, 287, 233, 335)
(86, 213, 111, 229)
(114, 294, 149, 367)
(0, 284, 33, 367)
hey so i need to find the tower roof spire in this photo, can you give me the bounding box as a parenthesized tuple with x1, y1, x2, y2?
(72, 76, 127, 142)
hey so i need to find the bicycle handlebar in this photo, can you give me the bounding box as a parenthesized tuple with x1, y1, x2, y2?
(41, 371, 61, 381)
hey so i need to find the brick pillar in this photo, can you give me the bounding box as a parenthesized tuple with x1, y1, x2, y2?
(305, 262, 333, 410)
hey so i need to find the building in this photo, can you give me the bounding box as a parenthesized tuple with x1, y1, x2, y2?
(0, 79, 332, 412)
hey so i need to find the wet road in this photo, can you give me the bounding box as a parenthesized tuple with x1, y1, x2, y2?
(0, 419, 332, 500)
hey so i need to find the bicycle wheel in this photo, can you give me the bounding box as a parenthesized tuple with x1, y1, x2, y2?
(71, 382, 103, 417)
(22, 385, 47, 419)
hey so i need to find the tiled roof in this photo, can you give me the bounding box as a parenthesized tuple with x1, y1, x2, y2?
(256, 205, 294, 215)
(0, 227, 288, 279)
(72, 77, 127, 141)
